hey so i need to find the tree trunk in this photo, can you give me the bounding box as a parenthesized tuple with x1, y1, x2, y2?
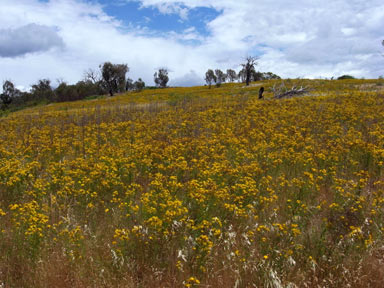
(246, 71, 251, 86)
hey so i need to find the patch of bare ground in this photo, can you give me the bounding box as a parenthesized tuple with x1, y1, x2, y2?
(357, 83, 384, 92)
(242, 83, 264, 88)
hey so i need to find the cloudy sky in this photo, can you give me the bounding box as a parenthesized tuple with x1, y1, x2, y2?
(0, 0, 384, 90)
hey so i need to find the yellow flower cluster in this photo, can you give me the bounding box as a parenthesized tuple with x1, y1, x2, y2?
(1, 79, 384, 286)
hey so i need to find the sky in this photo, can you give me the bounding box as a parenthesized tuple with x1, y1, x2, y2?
(0, 0, 384, 90)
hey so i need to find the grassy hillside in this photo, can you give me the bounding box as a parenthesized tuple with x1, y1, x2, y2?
(1, 79, 384, 287)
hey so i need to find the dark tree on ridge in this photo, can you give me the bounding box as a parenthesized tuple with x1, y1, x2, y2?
(241, 56, 258, 86)
(100, 62, 129, 96)
(205, 69, 216, 88)
(226, 69, 237, 82)
(214, 69, 226, 87)
(154, 68, 169, 88)
(1, 80, 18, 109)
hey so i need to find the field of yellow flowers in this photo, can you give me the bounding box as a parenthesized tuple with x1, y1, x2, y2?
(1, 79, 384, 287)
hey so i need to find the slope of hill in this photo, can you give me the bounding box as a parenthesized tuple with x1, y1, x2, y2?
(1, 79, 384, 287)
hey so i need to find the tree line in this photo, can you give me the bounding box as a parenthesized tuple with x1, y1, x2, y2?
(205, 57, 280, 88)
(2, 38, 384, 111)
(1, 57, 281, 110)
(0, 63, 170, 110)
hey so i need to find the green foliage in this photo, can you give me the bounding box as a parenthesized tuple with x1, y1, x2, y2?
(154, 68, 169, 88)
(338, 75, 356, 80)
(205, 69, 216, 88)
(1, 80, 18, 109)
(31, 79, 55, 102)
(55, 81, 103, 102)
(226, 69, 237, 82)
(125, 78, 134, 91)
(133, 78, 145, 92)
(214, 69, 226, 87)
(253, 71, 281, 80)
(100, 62, 129, 96)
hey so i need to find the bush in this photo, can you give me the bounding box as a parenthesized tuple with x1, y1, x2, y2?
(337, 75, 355, 80)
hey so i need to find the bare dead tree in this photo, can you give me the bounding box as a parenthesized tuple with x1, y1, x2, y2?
(84, 68, 101, 84)
(272, 81, 310, 99)
(241, 56, 258, 86)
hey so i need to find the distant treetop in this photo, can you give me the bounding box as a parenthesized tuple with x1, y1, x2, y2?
(337, 75, 355, 80)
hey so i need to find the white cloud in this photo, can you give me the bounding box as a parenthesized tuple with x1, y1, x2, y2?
(171, 70, 204, 86)
(133, 0, 384, 78)
(0, 0, 383, 91)
(152, 3, 190, 20)
(0, 0, 215, 88)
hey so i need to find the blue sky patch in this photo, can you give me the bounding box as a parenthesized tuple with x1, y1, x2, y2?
(99, 1, 220, 37)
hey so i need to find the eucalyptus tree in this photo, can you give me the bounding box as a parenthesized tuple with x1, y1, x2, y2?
(205, 69, 216, 88)
(100, 62, 129, 96)
(154, 68, 169, 88)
